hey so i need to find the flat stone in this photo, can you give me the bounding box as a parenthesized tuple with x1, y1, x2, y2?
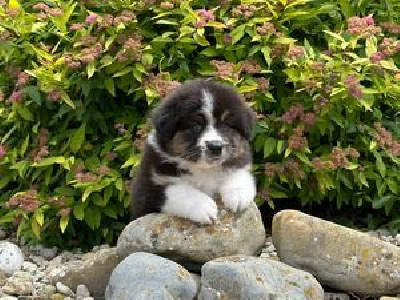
(199, 255, 323, 299)
(0, 241, 23, 276)
(46, 247, 119, 297)
(272, 210, 400, 296)
(117, 200, 266, 271)
(105, 252, 197, 300)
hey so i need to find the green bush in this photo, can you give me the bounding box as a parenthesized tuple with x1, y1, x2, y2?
(0, 0, 399, 247)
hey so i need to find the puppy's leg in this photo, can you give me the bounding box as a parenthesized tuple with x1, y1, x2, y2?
(162, 183, 218, 224)
(220, 167, 256, 212)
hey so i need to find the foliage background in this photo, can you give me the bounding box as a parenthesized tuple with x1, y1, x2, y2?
(0, 0, 399, 248)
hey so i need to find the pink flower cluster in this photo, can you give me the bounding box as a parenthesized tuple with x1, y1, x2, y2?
(30, 128, 49, 162)
(256, 22, 276, 35)
(256, 77, 269, 92)
(6, 189, 41, 213)
(381, 22, 400, 34)
(145, 74, 181, 99)
(288, 126, 308, 150)
(347, 15, 381, 37)
(160, 2, 174, 9)
(211, 60, 238, 80)
(232, 4, 257, 18)
(287, 46, 305, 60)
(32, 2, 63, 20)
(264, 159, 305, 180)
(312, 147, 360, 171)
(0, 144, 6, 159)
(116, 35, 143, 62)
(374, 122, 400, 156)
(240, 59, 262, 74)
(344, 74, 363, 98)
(195, 9, 215, 28)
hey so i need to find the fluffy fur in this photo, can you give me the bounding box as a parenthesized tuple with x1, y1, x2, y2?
(131, 78, 257, 224)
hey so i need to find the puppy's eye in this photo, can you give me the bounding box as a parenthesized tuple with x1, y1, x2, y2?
(191, 123, 202, 134)
(220, 111, 230, 123)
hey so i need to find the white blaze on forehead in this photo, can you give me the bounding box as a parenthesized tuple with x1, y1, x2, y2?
(199, 89, 222, 147)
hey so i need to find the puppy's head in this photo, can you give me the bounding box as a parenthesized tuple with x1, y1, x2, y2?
(151, 79, 256, 168)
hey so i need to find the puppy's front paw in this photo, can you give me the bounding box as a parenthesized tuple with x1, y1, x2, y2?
(163, 184, 218, 224)
(220, 169, 256, 212)
(186, 194, 218, 224)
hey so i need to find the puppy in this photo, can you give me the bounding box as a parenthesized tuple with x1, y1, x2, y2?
(131, 78, 257, 224)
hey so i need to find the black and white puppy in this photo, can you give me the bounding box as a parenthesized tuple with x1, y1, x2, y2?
(131, 78, 257, 224)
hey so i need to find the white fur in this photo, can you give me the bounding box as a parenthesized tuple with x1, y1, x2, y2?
(163, 183, 218, 224)
(198, 89, 223, 149)
(220, 166, 256, 212)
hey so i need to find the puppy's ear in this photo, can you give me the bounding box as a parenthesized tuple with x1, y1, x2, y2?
(240, 105, 257, 140)
(150, 103, 179, 149)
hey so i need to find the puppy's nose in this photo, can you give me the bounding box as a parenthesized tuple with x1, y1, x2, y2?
(206, 140, 223, 155)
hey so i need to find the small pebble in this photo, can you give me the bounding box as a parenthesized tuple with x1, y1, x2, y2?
(76, 284, 90, 298)
(56, 281, 74, 297)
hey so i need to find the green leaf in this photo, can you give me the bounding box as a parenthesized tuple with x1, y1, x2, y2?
(24, 86, 41, 104)
(21, 134, 29, 157)
(121, 155, 139, 168)
(104, 78, 115, 96)
(31, 218, 41, 239)
(87, 62, 95, 78)
(386, 178, 398, 194)
(373, 151, 386, 177)
(60, 91, 75, 108)
(82, 186, 93, 202)
(201, 48, 218, 57)
(323, 30, 345, 42)
(60, 215, 69, 233)
(103, 206, 117, 219)
(236, 84, 258, 94)
(33, 156, 66, 167)
(34, 209, 44, 226)
(358, 173, 369, 187)
(115, 178, 123, 191)
(193, 33, 209, 46)
(372, 196, 394, 209)
(284, 148, 291, 158)
(8, 0, 21, 10)
(263, 137, 276, 158)
(156, 19, 178, 25)
(276, 140, 285, 154)
(365, 36, 377, 57)
(261, 47, 271, 66)
(85, 205, 101, 229)
(73, 203, 86, 220)
(270, 190, 288, 198)
(69, 124, 86, 153)
(17, 106, 34, 121)
(231, 24, 246, 44)
(380, 60, 397, 70)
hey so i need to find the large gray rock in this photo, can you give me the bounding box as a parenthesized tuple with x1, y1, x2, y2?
(105, 252, 197, 300)
(199, 256, 323, 300)
(117, 200, 265, 271)
(0, 241, 23, 276)
(45, 247, 119, 297)
(272, 210, 400, 296)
